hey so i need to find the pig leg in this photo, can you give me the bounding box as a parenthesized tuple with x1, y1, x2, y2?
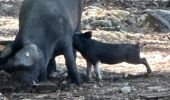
(0, 44, 13, 65)
(140, 58, 152, 76)
(47, 57, 57, 79)
(0, 45, 12, 69)
(94, 61, 102, 81)
(38, 68, 48, 82)
(63, 41, 81, 85)
(86, 60, 92, 81)
(20, 71, 36, 87)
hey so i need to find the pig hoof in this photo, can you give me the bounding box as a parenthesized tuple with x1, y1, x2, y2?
(144, 72, 152, 77)
(147, 69, 152, 75)
(95, 77, 103, 82)
(86, 77, 91, 82)
(87, 79, 93, 83)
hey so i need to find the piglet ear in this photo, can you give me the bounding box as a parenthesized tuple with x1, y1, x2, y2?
(8, 44, 42, 68)
(83, 31, 92, 38)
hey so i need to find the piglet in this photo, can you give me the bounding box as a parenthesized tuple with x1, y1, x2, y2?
(73, 31, 152, 80)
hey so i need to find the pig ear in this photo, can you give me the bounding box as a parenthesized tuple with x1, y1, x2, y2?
(83, 31, 92, 38)
(10, 44, 42, 68)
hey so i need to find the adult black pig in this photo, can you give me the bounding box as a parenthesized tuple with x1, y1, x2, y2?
(0, 0, 83, 86)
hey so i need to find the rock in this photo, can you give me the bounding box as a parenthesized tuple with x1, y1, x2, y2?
(91, 19, 112, 28)
(0, 92, 6, 100)
(120, 83, 131, 94)
(86, 3, 103, 17)
(84, 24, 92, 30)
(110, 10, 130, 20)
(143, 9, 170, 32)
(120, 86, 131, 94)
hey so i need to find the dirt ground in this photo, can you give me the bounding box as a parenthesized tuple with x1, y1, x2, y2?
(0, 0, 170, 100)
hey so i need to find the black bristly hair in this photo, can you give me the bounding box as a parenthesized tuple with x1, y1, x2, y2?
(82, 31, 92, 39)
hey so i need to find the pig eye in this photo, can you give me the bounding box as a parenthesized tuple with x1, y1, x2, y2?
(25, 52, 30, 57)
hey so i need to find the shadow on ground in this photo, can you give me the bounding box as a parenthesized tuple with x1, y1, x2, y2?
(0, 64, 170, 99)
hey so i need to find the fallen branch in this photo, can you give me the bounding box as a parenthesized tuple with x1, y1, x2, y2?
(139, 92, 170, 99)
